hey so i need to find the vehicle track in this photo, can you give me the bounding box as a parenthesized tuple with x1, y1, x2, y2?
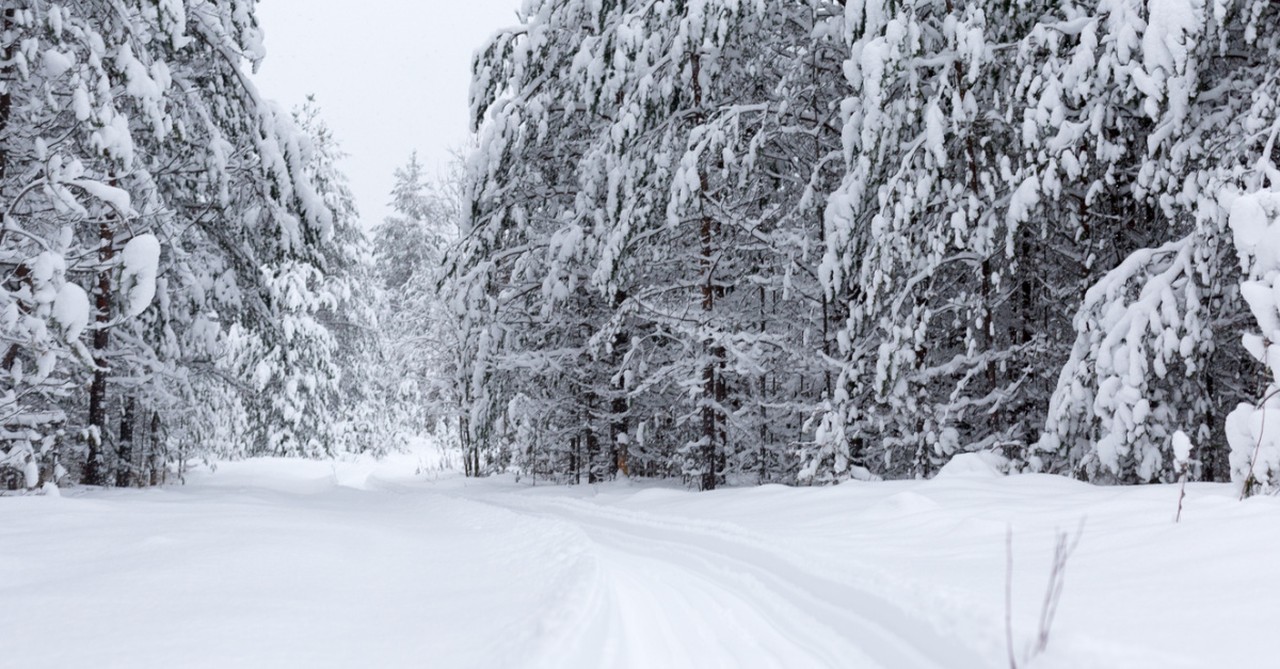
(461, 492, 991, 669)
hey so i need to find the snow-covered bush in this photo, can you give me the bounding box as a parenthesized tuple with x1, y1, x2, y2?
(1226, 189, 1280, 494)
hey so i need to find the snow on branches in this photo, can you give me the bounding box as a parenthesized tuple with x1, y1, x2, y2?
(1, 2, 364, 488)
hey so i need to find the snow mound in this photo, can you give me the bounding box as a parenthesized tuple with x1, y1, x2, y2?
(861, 490, 943, 518)
(935, 452, 1008, 478)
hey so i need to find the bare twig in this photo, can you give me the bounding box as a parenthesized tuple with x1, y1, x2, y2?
(1175, 472, 1189, 523)
(1005, 519, 1085, 668)
(1006, 524, 1017, 669)
(1034, 519, 1084, 657)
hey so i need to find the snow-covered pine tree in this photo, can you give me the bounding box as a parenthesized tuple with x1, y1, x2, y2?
(600, 0, 848, 487)
(1220, 5, 1280, 494)
(225, 97, 378, 459)
(815, 0, 1056, 479)
(457, 0, 624, 481)
(457, 0, 1278, 490)
(1030, 0, 1272, 483)
(375, 154, 456, 294)
(1, 1, 353, 486)
(461, 0, 850, 487)
(1226, 185, 1280, 495)
(369, 153, 464, 453)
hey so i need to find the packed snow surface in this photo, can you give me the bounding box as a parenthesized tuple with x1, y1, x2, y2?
(3, 453, 1276, 668)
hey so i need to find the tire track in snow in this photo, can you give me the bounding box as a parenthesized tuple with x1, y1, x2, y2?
(459, 491, 990, 669)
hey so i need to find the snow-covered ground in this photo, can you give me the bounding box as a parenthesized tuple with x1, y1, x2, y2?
(3, 452, 1275, 668)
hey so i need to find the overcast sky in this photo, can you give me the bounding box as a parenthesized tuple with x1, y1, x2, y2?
(252, 1, 521, 228)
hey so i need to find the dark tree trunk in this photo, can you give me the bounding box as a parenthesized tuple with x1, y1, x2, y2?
(569, 435, 580, 484)
(692, 51, 720, 492)
(82, 220, 115, 486)
(610, 292, 629, 477)
(0, 8, 11, 184)
(586, 430, 600, 483)
(611, 384, 628, 478)
(459, 372, 482, 477)
(460, 415, 477, 477)
(585, 393, 600, 483)
(148, 411, 163, 486)
(699, 221, 718, 492)
(115, 396, 136, 487)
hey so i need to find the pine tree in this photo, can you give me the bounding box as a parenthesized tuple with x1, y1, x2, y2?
(1, 1, 355, 486)
(1030, 0, 1273, 483)
(452, 0, 1278, 491)
(815, 0, 1054, 479)
(369, 153, 463, 452)
(460, 0, 850, 486)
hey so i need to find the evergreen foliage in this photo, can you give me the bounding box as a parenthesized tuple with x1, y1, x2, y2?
(0, 2, 372, 488)
(452, 0, 1280, 489)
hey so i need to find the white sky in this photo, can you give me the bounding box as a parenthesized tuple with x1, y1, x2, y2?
(251, 1, 521, 228)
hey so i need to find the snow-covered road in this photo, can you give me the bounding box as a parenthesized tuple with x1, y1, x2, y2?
(4, 455, 1278, 668)
(470, 491, 985, 669)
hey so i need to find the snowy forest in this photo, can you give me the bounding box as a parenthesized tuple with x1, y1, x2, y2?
(8, 1, 1280, 667)
(0, 1, 457, 490)
(452, 0, 1280, 493)
(4, 0, 1280, 494)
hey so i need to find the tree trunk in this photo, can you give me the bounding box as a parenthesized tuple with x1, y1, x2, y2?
(757, 284, 769, 483)
(115, 396, 136, 487)
(692, 51, 720, 492)
(569, 435, 580, 484)
(0, 8, 11, 184)
(82, 220, 115, 485)
(611, 386, 628, 477)
(584, 392, 601, 483)
(612, 412, 628, 477)
(148, 411, 163, 486)
(610, 295, 629, 477)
